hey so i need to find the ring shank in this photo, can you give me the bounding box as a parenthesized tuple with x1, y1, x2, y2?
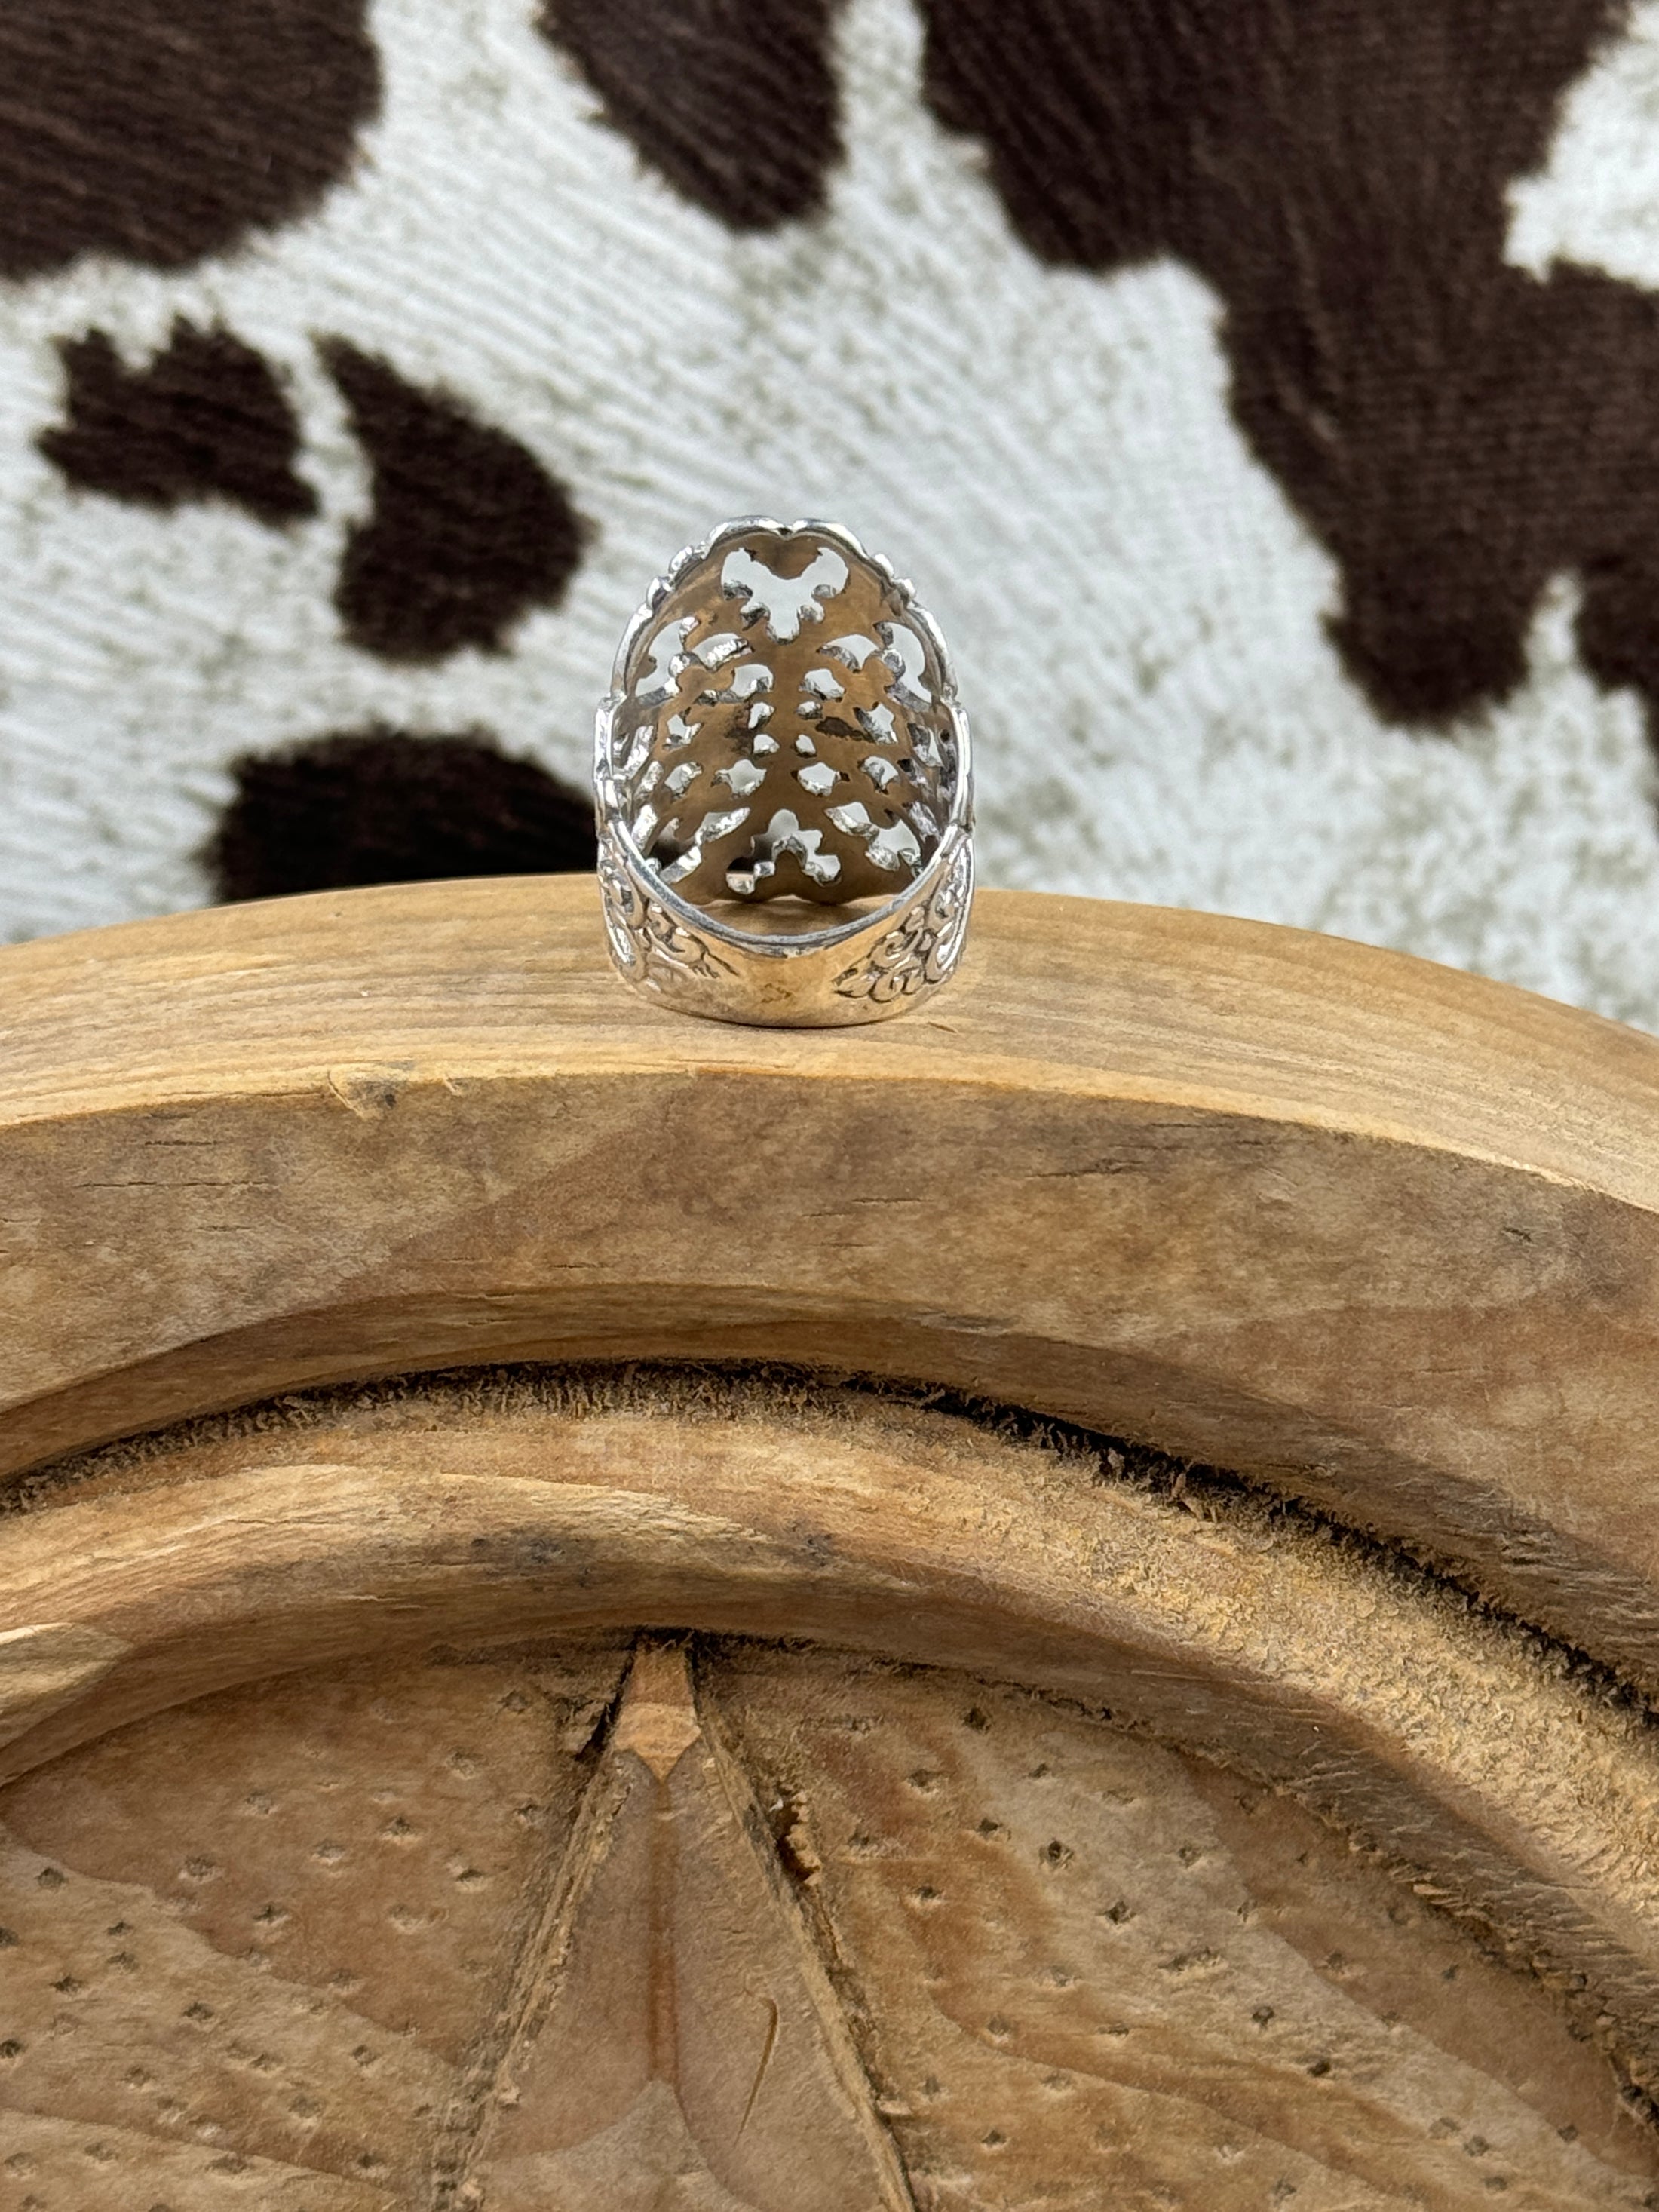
(597, 823, 973, 1027)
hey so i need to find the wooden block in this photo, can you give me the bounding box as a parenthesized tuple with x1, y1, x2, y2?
(4, 881, 1659, 2202)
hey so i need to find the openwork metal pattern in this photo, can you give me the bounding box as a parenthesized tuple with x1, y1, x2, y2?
(594, 519, 973, 1027)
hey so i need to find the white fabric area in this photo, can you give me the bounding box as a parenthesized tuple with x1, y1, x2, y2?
(1, 0, 1657, 1028)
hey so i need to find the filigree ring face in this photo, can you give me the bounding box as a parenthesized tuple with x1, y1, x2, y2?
(593, 518, 974, 1027)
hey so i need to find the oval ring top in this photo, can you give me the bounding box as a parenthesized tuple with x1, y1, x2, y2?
(598, 517, 970, 911)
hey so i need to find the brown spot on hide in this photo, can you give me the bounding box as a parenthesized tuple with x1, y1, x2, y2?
(38, 322, 317, 526)
(540, 0, 842, 229)
(918, 0, 1659, 748)
(321, 340, 585, 663)
(0, 0, 379, 278)
(207, 728, 597, 903)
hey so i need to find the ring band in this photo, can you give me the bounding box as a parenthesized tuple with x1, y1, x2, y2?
(593, 517, 974, 1027)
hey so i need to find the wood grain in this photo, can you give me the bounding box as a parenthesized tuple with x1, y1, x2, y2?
(7, 1371, 1659, 2131)
(443, 1640, 913, 2209)
(3, 1612, 1654, 2207)
(716, 1643, 1659, 2209)
(0, 1640, 629, 2207)
(10, 877, 1659, 2201)
(7, 878, 1659, 1698)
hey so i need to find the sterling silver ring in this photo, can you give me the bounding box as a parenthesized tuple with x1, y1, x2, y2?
(593, 517, 973, 1027)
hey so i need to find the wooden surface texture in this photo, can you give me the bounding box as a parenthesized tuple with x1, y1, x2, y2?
(11, 1618, 1659, 2207)
(7, 877, 1659, 1689)
(8, 1370, 1659, 2108)
(8, 880, 1659, 2202)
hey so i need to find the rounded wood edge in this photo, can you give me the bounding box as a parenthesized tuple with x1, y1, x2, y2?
(7, 879, 1659, 1698)
(6, 1373, 1659, 2103)
(8, 878, 1659, 1187)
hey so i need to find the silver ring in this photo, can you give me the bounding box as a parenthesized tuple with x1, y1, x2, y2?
(593, 517, 973, 1027)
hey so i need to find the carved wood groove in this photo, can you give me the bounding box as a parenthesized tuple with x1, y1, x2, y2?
(440, 1639, 912, 2210)
(11, 877, 1659, 1708)
(1, 1372, 1658, 2205)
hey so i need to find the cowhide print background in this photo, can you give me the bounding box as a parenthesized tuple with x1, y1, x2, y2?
(8, 0, 1659, 1023)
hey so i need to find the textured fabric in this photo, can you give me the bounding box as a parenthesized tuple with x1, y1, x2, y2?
(3, 0, 1659, 1026)
(207, 727, 597, 900)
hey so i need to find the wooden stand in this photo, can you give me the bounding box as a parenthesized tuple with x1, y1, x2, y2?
(4, 879, 1659, 2205)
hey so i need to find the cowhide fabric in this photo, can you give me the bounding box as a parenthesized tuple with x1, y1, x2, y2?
(4, 0, 1659, 1024)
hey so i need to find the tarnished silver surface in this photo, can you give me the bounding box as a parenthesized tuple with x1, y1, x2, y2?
(594, 518, 974, 1027)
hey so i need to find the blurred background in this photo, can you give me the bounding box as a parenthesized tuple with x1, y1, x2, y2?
(5, 0, 1659, 1026)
